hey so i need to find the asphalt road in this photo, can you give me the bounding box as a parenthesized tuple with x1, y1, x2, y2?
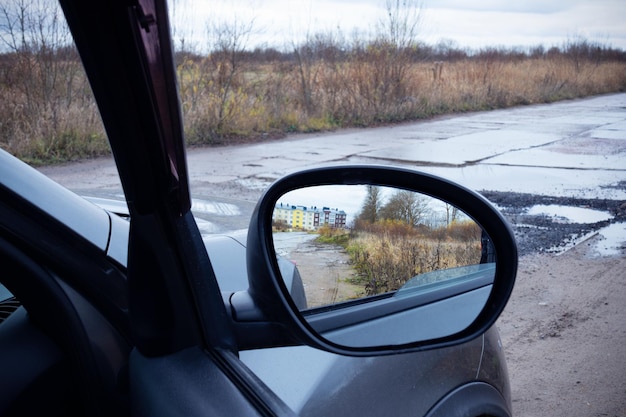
(40, 93, 626, 238)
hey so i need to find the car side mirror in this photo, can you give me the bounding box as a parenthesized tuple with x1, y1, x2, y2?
(243, 166, 517, 355)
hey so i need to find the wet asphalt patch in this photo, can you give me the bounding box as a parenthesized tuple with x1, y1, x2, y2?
(480, 191, 626, 256)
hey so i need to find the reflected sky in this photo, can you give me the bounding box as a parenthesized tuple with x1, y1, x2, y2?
(277, 185, 367, 221)
(277, 185, 466, 226)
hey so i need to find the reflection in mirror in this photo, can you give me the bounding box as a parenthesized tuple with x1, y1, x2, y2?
(272, 185, 496, 347)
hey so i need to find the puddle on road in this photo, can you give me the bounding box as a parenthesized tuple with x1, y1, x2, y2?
(592, 223, 626, 256)
(527, 205, 612, 223)
(524, 205, 624, 256)
(525, 205, 625, 256)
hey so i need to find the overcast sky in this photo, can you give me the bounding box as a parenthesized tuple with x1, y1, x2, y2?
(171, 0, 626, 51)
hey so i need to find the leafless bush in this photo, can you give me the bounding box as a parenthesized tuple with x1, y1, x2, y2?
(0, 0, 106, 163)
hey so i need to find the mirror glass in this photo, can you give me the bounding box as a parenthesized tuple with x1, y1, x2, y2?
(272, 185, 496, 348)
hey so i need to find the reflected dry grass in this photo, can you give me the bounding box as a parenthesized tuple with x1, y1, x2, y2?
(347, 231, 482, 295)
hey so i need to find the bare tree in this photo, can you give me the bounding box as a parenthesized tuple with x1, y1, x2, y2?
(292, 34, 318, 115)
(377, 0, 423, 50)
(0, 0, 97, 158)
(356, 185, 383, 224)
(291, 29, 347, 117)
(379, 190, 430, 227)
(0, 0, 75, 117)
(205, 15, 256, 135)
(444, 203, 459, 226)
(351, 0, 425, 118)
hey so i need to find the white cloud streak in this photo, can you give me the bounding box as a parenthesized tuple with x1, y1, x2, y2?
(169, 0, 626, 50)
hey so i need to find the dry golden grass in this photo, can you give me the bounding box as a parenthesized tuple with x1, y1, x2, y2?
(178, 55, 626, 144)
(2, 48, 625, 163)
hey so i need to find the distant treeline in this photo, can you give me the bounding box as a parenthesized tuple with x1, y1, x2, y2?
(1, 0, 625, 165)
(175, 39, 626, 66)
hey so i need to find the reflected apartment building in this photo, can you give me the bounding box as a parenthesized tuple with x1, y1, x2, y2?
(273, 203, 347, 230)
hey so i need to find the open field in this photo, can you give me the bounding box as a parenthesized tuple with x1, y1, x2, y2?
(179, 56, 626, 144)
(2, 42, 625, 164)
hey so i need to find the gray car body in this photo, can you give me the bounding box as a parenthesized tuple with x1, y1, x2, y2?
(1, 147, 511, 416)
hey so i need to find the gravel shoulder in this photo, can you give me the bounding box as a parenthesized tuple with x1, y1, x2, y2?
(498, 240, 626, 417)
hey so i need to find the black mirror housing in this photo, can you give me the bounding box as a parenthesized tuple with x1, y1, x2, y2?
(242, 166, 517, 356)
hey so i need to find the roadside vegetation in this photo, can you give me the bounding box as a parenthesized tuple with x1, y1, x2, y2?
(317, 186, 483, 295)
(178, 39, 626, 147)
(1, 0, 625, 164)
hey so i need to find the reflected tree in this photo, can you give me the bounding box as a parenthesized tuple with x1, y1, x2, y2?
(356, 185, 382, 224)
(379, 189, 431, 227)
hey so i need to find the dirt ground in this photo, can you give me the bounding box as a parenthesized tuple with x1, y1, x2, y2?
(285, 241, 363, 308)
(497, 237, 626, 417)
